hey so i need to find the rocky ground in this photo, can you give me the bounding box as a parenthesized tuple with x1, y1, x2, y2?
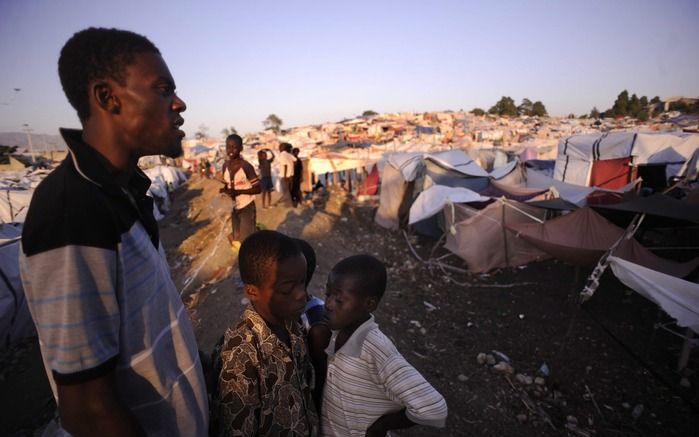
(2, 173, 698, 436)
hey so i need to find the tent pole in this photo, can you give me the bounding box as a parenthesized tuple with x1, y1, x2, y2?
(678, 328, 694, 372)
(501, 198, 510, 267)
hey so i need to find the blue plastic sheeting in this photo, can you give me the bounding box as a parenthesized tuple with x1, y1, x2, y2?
(524, 159, 555, 177)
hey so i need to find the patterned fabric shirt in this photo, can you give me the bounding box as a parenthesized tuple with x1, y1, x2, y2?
(216, 305, 319, 437)
(19, 128, 209, 436)
(321, 315, 447, 437)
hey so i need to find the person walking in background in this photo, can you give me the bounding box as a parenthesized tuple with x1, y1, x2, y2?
(19, 27, 209, 436)
(291, 147, 304, 207)
(221, 134, 260, 252)
(257, 148, 275, 209)
(274, 142, 295, 207)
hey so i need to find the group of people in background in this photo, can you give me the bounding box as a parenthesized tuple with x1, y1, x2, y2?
(220, 137, 306, 251)
(19, 26, 447, 437)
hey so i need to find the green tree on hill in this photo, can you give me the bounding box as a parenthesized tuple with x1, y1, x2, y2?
(590, 107, 600, 118)
(518, 98, 533, 116)
(488, 96, 518, 116)
(362, 110, 378, 117)
(531, 101, 548, 117)
(263, 114, 283, 133)
(470, 108, 486, 116)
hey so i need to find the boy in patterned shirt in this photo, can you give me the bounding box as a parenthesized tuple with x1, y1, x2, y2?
(215, 230, 319, 436)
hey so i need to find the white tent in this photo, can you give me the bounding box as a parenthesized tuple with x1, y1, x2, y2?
(554, 132, 699, 186)
(408, 186, 489, 225)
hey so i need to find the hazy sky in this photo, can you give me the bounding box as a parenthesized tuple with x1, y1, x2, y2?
(1, 0, 698, 137)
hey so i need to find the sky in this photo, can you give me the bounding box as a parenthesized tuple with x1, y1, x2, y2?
(1, 0, 698, 137)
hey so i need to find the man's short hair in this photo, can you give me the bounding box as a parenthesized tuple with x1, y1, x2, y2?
(226, 134, 243, 149)
(58, 27, 160, 121)
(239, 230, 302, 287)
(280, 142, 292, 153)
(331, 254, 387, 299)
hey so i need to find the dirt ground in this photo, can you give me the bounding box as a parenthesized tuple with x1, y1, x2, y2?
(2, 173, 698, 436)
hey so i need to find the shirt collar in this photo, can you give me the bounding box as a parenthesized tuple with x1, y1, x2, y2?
(60, 128, 152, 197)
(325, 314, 377, 358)
(242, 304, 300, 354)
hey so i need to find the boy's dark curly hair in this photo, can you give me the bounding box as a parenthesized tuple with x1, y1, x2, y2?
(331, 254, 387, 299)
(58, 27, 160, 121)
(239, 230, 303, 287)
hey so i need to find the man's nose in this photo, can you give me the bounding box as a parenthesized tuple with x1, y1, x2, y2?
(173, 94, 186, 112)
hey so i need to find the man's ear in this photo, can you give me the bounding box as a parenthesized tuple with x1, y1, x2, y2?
(365, 295, 379, 313)
(92, 81, 120, 114)
(244, 284, 260, 301)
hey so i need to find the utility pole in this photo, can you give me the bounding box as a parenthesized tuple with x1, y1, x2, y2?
(22, 123, 35, 163)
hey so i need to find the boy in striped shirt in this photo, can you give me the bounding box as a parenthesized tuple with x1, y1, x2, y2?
(322, 255, 448, 437)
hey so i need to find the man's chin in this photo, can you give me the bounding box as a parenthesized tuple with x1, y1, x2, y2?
(165, 142, 183, 158)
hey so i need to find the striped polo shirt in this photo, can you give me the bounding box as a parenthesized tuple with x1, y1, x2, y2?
(321, 315, 448, 437)
(19, 129, 208, 436)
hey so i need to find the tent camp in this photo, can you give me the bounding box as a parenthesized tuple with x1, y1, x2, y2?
(553, 132, 699, 188)
(0, 224, 34, 352)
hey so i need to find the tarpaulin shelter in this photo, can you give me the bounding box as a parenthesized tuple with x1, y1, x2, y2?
(0, 224, 35, 351)
(509, 207, 699, 276)
(423, 150, 490, 192)
(408, 186, 489, 238)
(443, 199, 549, 272)
(608, 256, 699, 333)
(525, 168, 638, 206)
(356, 164, 379, 197)
(553, 132, 699, 187)
(375, 153, 423, 230)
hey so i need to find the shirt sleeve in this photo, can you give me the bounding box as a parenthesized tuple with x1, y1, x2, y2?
(377, 352, 448, 428)
(19, 245, 120, 384)
(217, 330, 261, 437)
(242, 162, 259, 185)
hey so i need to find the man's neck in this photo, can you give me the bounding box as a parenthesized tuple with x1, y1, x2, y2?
(82, 124, 135, 171)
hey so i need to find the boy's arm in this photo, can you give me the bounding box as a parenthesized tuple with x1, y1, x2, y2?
(366, 409, 414, 437)
(218, 339, 261, 436)
(268, 150, 275, 163)
(231, 162, 261, 196)
(307, 323, 331, 409)
(375, 352, 448, 430)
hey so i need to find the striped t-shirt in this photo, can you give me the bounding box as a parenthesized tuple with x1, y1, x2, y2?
(321, 315, 447, 437)
(19, 128, 208, 436)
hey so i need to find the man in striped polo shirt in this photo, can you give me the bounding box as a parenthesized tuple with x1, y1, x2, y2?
(19, 28, 208, 436)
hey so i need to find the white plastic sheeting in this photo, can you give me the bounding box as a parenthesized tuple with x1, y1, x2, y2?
(526, 168, 636, 206)
(609, 256, 699, 333)
(408, 186, 489, 225)
(143, 165, 188, 221)
(0, 224, 35, 350)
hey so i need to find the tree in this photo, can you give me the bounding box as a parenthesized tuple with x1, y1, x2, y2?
(263, 114, 283, 133)
(488, 96, 518, 117)
(610, 90, 629, 117)
(628, 93, 642, 118)
(650, 96, 661, 105)
(194, 124, 209, 140)
(221, 126, 238, 138)
(518, 98, 533, 116)
(637, 110, 649, 122)
(567, 113, 576, 119)
(470, 108, 486, 116)
(531, 101, 548, 117)
(590, 107, 600, 119)
(362, 110, 378, 117)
